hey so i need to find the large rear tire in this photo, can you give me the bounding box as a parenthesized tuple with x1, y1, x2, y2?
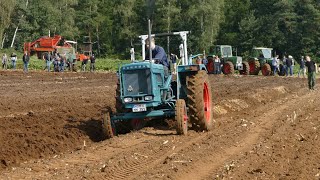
(102, 112, 115, 139)
(187, 71, 213, 131)
(176, 99, 188, 135)
(249, 60, 260, 75)
(223, 61, 235, 75)
(261, 63, 271, 76)
(240, 61, 250, 75)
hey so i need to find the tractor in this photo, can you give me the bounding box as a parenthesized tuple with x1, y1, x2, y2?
(102, 23, 213, 138)
(247, 47, 285, 76)
(206, 45, 249, 75)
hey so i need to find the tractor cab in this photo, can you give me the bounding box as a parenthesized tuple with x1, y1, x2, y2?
(252, 47, 273, 65)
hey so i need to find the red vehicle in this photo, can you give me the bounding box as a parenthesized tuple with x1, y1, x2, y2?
(24, 35, 76, 59)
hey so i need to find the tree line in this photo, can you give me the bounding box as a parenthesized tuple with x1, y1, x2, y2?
(1, 0, 320, 61)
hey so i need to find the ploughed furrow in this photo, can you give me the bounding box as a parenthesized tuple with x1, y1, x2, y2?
(102, 133, 208, 180)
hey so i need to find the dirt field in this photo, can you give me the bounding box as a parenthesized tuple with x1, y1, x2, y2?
(0, 70, 319, 180)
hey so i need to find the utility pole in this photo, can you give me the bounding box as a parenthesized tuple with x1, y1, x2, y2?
(167, 1, 171, 55)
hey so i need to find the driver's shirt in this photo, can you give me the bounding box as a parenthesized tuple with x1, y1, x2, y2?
(146, 45, 169, 68)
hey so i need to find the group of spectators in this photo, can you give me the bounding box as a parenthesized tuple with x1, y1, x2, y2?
(1, 51, 96, 73)
(271, 54, 317, 90)
(271, 55, 295, 76)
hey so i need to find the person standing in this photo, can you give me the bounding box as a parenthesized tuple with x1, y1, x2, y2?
(130, 46, 135, 62)
(305, 56, 316, 90)
(170, 53, 177, 74)
(90, 54, 96, 72)
(272, 55, 279, 75)
(2, 53, 8, 70)
(67, 52, 73, 71)
(44, 52, 52, 72)
(286, 55, 293, 76)
(81, 55, 89, 72)
(22, 51, 30, 73)
(11, 53, 17, 70)
(298, 56, 306, 78)
(214, 55, 221, 74)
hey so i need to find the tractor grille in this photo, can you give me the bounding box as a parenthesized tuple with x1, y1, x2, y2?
(123, 69, 152, 96)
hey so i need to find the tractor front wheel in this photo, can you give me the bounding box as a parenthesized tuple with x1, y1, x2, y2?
(176, 99, 188, 135)
(223, 61, 235, 75)
(240, 61, 250, 75)
(261, 63, 271, 76)
(130, 119, 146, 131)
(187, 71, 213, 131)
(102, 112, 115, 139)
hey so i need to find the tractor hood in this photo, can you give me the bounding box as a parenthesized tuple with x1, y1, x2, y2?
(121, 61, 164, 71)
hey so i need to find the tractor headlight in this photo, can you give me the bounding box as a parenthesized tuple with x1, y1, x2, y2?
(124, 97, 133, 103)
(144, 96, 153, 101)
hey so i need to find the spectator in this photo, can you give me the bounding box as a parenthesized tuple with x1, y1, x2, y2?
(59, 54, 65, 72)
(90, 54, 96, 72)
(298, 56, 306, 78)
(286, 55, 293, 76)
(81, 55, 89, 72)
(170, 53, 177, 74)
(214, 55, 221, 74)
(196, 56, 202, 64)
(130, 46, 135, 62)
(67, 52, 73, 71)
(43, 52, 52, 72)
(11, 53, 17, 70)
(22, 51, 30, 73)
(2, 53, 8, 70)
(53, 53, 60, 72)
(305, 56, 316, 90)
(202, 57, 208, 66)
(282, 55, 287, 75)
(272, 55, 279, 75)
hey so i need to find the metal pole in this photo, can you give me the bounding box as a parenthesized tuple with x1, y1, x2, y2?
(148, 19, 152, 61)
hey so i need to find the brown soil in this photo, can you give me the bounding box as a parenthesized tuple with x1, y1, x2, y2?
(0, 70, 319, 180)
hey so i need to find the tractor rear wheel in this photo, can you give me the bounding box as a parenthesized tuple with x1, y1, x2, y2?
(206, 57, 214, 74)
(249, 60, 260, 75)
(223, 61, 235, 75)
(176, 99, 188, 135)
(102, 112, 115, 139)
(261, 63, 271, 76)
(240, 61, 250, 75)
(187, 70, 213, 131)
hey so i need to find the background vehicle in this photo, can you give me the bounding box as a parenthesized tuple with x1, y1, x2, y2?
(207, 45, 249, 75)
(247, 47, 285, 76)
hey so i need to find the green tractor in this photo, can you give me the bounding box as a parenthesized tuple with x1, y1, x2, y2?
(102, 23, 214, 138)
(206, 45, 249, 75)
(247, 47, 285, 76)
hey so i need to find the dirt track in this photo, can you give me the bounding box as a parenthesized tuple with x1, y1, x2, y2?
(0, 70, 319, 179)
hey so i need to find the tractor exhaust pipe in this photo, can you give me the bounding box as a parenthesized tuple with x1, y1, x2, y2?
(148, 19, 152, 62)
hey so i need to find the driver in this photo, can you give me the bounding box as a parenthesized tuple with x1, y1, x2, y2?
(145, 37, 169, 75)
